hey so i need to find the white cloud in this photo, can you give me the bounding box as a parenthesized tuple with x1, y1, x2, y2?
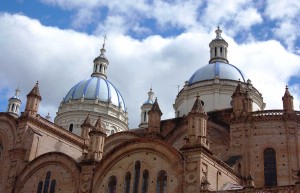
(265, 0, 300, 20)
(264, 0, 300, 50)
(94, 15, 127, 35)
(1, 13, 300, 129)
(37, 0, 300, 53)
(234, 8, 263, 29)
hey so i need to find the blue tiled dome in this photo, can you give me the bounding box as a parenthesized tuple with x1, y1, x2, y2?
(189, 62, 246, 84)
(64, 77, 125, 111)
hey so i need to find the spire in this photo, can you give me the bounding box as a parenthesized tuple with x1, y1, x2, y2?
(91, 35, 109, 79)
(191, 94, 205, 113)
(245, 172, 255, 188)
(209, 26, 229, 64)
(151, 97, 161, 112)
(284, 85, 292, 97)
(81, 114, 92, 140)
(82, 114, 92, 127)
(93, 116, 104, 132)
(282, 85, 294, 113)
(28, 81, 41, 100)
(7, 87, 22, 118)
(232, 81, 245, 97)
(147, 97, 162, 133)
(231, 81, 252, 117)
(24, 81, 42, 116)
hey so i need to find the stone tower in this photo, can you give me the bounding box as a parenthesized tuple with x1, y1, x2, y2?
(147, 98, 162, 133)
(282, 86, 294, 113)
(187, 95, 209, 148)
(231, 82, 252, 117)
(24, 81, 42, 116)
(87, 116, 106, 162)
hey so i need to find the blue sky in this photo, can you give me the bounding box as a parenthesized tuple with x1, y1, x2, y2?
(0, 0, 300, 127)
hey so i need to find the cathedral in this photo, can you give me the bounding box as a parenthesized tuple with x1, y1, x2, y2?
(0, 27, 299, 193)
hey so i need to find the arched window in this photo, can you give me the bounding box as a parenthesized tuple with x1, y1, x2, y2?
(133, 161, 141, 193)
(49, 180, 56, 193)
(156, 170, 167, 193)
(111, 129, 115, 135)
(43, 171, 51, 193)
(36, 171, 56, 193)
(69, 124, 73, 132)
(264, 148, 277, 187)
(108, 175, 117, 193)
(124, 172, 131, 193)
(144, 111, 147, 122)
(0, 143, 3, 161)
(142, 170, 149, 193)
(37, 181, 43, 193)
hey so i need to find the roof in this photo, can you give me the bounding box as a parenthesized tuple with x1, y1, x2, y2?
(63, 76, 126, 111)
(189, 62, 246, 85)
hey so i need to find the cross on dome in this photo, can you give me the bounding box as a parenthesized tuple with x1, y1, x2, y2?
(215, 26, 222, 39)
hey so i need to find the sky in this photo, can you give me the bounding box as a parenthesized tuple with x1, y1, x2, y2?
(0, 0, 300, 128)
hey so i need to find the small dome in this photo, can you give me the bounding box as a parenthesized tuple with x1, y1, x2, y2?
(64, 77, 125, 111)
(189, 62, 246, 84)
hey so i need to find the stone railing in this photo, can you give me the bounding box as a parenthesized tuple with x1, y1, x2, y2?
(251, 110, 284, 117)
(204, 185, 296, 193)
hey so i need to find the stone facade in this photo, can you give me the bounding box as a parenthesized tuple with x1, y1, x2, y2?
(1, 83, 300, 193)
(1, 28, 300, 193)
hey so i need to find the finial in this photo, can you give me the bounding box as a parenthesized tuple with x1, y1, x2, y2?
(286, 85, 288, 90)
(215, 26, 222, 39)
(103, 34, 107, 45)
(15, 87, 20, 97)
(100, 34, 107, 57)
(196, 93, 199, 98)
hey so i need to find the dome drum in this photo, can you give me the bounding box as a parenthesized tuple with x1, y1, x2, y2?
(55, 111, 127, 136)
(174, 79, 264, 117)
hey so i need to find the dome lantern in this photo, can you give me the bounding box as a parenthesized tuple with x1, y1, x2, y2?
(7, 87, 22, 118)
(209, 26, 229, 64)
(92, 35, 109, 79)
